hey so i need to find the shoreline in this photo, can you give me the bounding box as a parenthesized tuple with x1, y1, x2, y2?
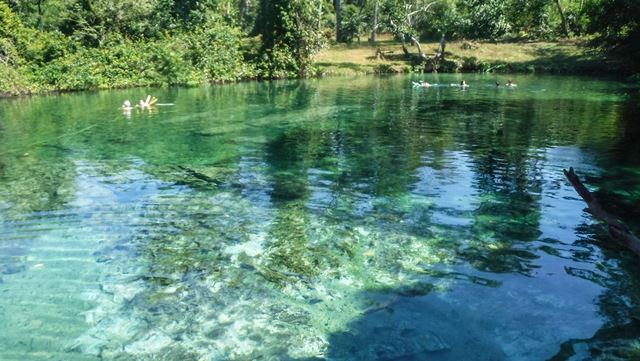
(1, 39, 634, 99)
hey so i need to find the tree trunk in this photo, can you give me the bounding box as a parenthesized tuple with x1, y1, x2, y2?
(437, 34, 446, 60)
(239, 0, 250, 27)
(408, 34, 427, 61)
(400, 35, 410, 56)
(317, 0, 323, 30)
(37, 0, 44, 30)
(563, 167, 640, 257)
(554, 0, 569, 37)
(369, 0, 378, 43)
(333, 0, 343, 42)
(389, 20, 410, 56)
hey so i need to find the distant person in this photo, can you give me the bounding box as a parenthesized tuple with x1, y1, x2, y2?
(122, 100, 133, 111)
(413, 80, 431, 88)
(138, 95, 158, 109)
(507, 80, 517, 87)
(460, 80, 468, 87)
(495, 81, 500, 87)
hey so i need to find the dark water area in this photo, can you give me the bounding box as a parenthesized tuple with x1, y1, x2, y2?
(0, 74, 639, 360)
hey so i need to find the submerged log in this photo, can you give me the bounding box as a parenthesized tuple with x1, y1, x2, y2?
(564, 167, 640, 257)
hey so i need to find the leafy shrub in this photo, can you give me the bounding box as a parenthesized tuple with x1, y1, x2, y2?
(0, 63, 33, 95)
(256, 43, 300, 79)
(185, 14, 254, 81)
(30, 24, 249, 91)
(460, 0, 512, 40)
(341, 4, 367, 43)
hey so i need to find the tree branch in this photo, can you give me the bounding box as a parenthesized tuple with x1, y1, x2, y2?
(564, 167, 640, 257)
(407, 1, 438, 17)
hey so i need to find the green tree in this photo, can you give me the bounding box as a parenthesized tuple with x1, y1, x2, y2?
(67, 0, 161, 46)
(459, 0, 511, 40)
(255, 0, 324, 78)
(341, 3, 367, 42)
(382, 0, 439, 60)
(583, 0, 640, 68)
(506, 0, 552, 39)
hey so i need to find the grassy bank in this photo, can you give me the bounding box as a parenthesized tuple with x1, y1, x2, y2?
(0, 35, 625, 98)
(315, 36, 620, 76)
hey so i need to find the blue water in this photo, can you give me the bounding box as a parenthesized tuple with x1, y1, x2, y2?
(1, 74, 639, 360)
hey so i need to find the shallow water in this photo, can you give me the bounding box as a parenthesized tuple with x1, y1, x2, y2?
(1, 74, 640, 360)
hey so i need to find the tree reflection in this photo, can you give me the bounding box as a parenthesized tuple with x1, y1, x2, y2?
(552, 94, 640, 359)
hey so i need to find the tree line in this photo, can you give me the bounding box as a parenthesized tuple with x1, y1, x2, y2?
(1, 0, 638, 95)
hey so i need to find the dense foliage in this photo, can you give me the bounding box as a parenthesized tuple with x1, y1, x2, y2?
(583, 0, 640, 69)
(0, 0, 638, 95)
(255, 0, 325, 78)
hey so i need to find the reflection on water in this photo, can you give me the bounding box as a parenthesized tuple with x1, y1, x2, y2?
(0, 74, 639, 360)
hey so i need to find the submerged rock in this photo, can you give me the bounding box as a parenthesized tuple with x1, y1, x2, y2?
(0, 262, 26, 275)
(371, 330, 450, 360)
(176, 165, 235, 186)
(124, 331, 173, 355)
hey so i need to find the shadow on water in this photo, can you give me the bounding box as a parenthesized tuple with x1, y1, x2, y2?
(320, 290, 506, 361)
(307, 245, 640, 361)
(547, 249, 640, 360)
(546, 98, 640, 360)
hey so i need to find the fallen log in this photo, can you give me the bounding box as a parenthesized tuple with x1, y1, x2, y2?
(564, 167, 640, 257)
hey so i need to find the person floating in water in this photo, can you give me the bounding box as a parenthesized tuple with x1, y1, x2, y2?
(122, 96, 159, 114)
(506, 79, 517, 87)
(413, 80, 431, 88)
(450, 80, 468, 88)
(139, 95, 158, 109)
(122, 100, 133, 117)
(122, 100, 133, 111)
(495, 81, 500, 87)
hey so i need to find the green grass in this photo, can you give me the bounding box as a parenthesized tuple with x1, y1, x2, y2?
(314, 35, 613, 75)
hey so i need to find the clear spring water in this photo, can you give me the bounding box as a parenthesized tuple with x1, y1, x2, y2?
(1, 74, 639, 360)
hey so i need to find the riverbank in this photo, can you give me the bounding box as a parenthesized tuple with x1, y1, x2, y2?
(0, 38, 630, 98)
(315, 38, 622, 76)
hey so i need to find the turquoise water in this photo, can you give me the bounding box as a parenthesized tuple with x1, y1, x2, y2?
(1, 74, 639, 360)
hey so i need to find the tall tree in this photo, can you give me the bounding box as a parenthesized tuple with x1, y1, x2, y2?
(583, 0, 640, 68)
(317, 0, 323, 30)
(554, 0, 569, 37)
(333, 0, 343, 42)
(255, 0, 324, 77)
(369, 0, 379, 43)
(384, 0, 438, 60)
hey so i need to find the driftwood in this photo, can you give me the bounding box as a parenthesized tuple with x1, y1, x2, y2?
(564, 167, 640, 257)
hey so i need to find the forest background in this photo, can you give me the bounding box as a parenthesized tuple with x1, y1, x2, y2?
(0, 0, 638, 96)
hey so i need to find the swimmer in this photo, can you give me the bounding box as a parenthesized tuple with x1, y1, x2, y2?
(460, 80, 468, 87)
(506, 79, 517, 87)
(413, 80, 431, 88)
(495, 81, 500, 87)
(122, 100, 133, 111)
(138, 95, 159, 109)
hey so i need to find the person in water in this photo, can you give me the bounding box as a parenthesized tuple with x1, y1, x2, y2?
(495, 81, 500, 87)
(506, 79, 517, 87)
(138, 95, 158, 109)
(460, 80, 468, 87)
(123, 96, 158, 112)
(417, 80, 431, 87)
